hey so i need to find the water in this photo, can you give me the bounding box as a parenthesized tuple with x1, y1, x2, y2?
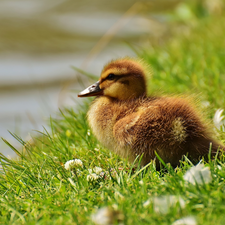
(0, 0, 171, 156)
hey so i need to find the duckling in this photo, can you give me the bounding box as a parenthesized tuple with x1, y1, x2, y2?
(78, 58, 224, 167)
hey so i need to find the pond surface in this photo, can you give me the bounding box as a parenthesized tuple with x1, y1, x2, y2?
(0, 0, 174, 156)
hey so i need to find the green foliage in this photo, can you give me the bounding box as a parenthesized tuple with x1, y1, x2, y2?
(141, 8, 225, 112)
(1, 2, 225, 224)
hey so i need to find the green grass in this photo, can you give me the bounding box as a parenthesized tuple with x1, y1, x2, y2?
(1, 2, 225, 224)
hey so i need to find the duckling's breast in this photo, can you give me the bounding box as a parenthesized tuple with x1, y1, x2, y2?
(87, 96, 133, 151)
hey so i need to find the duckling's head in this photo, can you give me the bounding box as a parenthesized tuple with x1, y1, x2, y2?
(78, 58, 151, 100)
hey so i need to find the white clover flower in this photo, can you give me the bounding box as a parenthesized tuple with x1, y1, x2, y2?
(153, 195, 185, 214)
(143, 195, 185, 214)
(91, 207, 124, 225)
(91, 207, 111, 225)
(87, 173, 100, 182)
(183, 163, 212, 185)
(213, 109, 224, 129)
(64, 159, 83, 170)
(93, 166, 103, 175)
(92, 207, 116, 225)
(172, 216, 197, 225)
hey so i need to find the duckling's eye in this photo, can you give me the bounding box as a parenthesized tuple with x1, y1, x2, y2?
(106, 73, 115, 80)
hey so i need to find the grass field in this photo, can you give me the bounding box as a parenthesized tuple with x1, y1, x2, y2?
(1, 2, 225, 225)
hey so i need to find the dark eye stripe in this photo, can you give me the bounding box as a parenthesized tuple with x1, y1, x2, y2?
(101, 73, 131, 83)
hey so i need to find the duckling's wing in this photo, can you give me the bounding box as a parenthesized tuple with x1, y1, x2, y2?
(112, 105, 161, 148)
(113, 112, 141, 147)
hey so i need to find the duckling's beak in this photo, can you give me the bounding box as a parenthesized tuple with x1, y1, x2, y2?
(78, 81, 103, 97)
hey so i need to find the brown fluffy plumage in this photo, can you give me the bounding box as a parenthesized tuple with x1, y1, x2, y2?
(78, 58, 224, 167)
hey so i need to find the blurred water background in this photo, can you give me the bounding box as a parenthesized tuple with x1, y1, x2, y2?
(0, 0, 192, 156)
